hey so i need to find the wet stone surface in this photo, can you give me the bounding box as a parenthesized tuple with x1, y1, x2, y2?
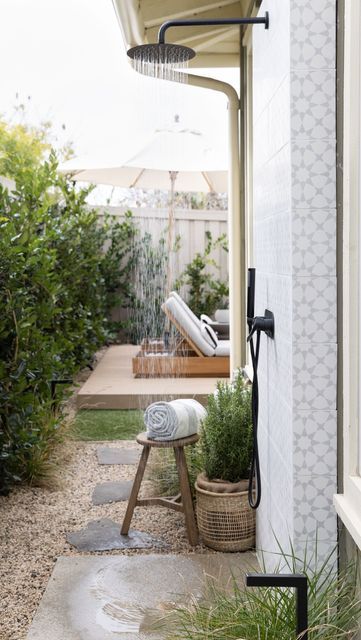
(27, 553, 257, 639)
(91, 481, 133, 505)
(96, 447, 140, 465)
(66, 519, 168, 552)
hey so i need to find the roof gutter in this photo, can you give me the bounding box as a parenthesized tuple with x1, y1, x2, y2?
(187, 73, 244, 370)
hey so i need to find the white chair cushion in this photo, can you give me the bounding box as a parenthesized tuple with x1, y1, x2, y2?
(169, 291, 202, 328)
(215, 340, 230, 357)
(200, 322, 218, 348)
(163, 296, 215, 356)
(200, 313, 213, 324)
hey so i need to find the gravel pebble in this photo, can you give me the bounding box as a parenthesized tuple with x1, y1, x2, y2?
(0, 351, 209, 640)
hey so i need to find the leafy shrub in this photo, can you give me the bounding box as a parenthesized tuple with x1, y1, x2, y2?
(0, 128, 138, 492)
(99, 209, 139, 334)
(175, 230, 228, 317)
(201, 373, 253, 482)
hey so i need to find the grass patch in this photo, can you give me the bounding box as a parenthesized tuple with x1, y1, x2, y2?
(161, 543, 361, 640)
(72, 410, 144, 441)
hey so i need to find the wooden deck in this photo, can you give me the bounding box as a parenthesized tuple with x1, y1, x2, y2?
(77, 345, 228, 410)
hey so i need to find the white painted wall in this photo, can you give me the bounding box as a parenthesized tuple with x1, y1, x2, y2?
(253, 0, 337, 569)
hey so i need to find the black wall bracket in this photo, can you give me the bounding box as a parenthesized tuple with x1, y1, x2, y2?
(158, 13, 269, 44)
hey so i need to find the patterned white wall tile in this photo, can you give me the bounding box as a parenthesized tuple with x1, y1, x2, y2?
(293, 538, 337, 573)
(291, 70, 335, 139)
(293, 474, 337, 540)
(292, 209, 336, 276)
(293, 343, 337, 410)
(293, 411, 337, 475)
(291, 0, 336, 70)
(292, 140, 336, 209)
(292, 277, 337, 343)
(254, 211, 292, 275)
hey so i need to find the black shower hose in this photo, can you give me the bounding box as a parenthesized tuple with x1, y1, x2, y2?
(248, 328, 261, 509)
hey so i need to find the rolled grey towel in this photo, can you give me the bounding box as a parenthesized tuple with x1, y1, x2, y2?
(144, 399, 206, 441)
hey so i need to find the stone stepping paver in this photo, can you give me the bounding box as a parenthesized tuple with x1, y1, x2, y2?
(96, 447, 140, 465)
(91, 480, 133, 505)
(27, 553, 257, 639)
(66, 519, 167, 552)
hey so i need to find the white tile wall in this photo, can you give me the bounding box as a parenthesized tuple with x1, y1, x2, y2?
(292, 277, 337, 343)
(293, 343, 337, 410)
(254, 211, 292, 275)
(290, 1, 336, 70)
(292, 209, 336, 276)
(293, 538, 337, 573)
(291, 140, 336, 209)
(253, 0, 337, 571)
(293, 475, 337, 540)
(293, 411, 337, 475)
(254, 143, 292, 220)
(291, 70, 335, 139)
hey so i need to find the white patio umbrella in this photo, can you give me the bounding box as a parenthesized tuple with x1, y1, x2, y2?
(59, 117, 228, 290)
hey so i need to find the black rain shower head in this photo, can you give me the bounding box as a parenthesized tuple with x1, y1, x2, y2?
(127, 14, 269, 65)
(127, 43, 196, 64)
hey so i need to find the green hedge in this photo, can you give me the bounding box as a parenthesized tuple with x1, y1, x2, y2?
(0, 153, 137, 492)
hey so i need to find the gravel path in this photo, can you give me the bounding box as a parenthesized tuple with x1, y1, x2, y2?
(0, 353, 208, 640)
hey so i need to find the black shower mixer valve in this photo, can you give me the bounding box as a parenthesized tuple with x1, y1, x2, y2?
(247, 309, 275, 341)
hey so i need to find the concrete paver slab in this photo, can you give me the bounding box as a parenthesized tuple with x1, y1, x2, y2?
(27, 552, 257, 639)
(66, 519, 167, 552)
(96, 447, 141, 465)
(92, 481, 133, 505)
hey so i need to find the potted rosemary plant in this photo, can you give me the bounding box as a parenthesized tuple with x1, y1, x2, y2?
(196, 372, 255, 551)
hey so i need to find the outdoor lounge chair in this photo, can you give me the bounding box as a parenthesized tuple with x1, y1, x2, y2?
(169, 291, 229, 339)
(132, 293, 229, 378)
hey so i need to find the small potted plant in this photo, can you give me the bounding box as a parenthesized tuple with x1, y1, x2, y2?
(195, 372, 255, 551)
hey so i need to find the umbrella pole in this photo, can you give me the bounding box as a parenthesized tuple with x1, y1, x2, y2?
(164, 170, 178, 337)
(166, 170, 178, 295)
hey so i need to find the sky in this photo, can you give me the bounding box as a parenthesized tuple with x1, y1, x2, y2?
(0, 0, 238, 201)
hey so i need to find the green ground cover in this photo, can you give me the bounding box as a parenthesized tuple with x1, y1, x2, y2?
(72, 410, 144, 441)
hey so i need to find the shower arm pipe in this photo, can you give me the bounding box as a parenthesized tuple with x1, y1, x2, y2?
(180, 71, 245, 370)
(158, 15, 269, 44)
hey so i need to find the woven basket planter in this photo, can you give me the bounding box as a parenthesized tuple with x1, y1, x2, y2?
(195, 474, 255, 552)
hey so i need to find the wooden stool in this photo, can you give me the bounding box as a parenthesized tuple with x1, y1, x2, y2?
(121, 432, 199, 546)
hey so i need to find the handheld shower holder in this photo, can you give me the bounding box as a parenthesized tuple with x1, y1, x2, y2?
(247, 309, 274, 341)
